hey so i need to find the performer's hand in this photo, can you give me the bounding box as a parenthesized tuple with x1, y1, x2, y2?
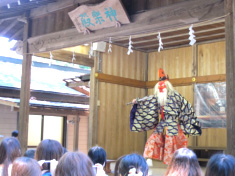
(132, 99, 137, 104)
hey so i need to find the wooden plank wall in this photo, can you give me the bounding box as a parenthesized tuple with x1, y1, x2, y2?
(30, 6, 75, 37)
(197, 41, 226, 148)
(147, 41, 226, 148)
(98, 45, 147, 159)
(67, 115, 89, 153)
(0, 104, 18, 142)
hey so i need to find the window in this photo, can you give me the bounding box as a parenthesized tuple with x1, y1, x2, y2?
(194, 82, 226, 128)
(28, 115, 65, 147)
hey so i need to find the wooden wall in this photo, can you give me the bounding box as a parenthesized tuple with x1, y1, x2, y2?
(197, 41, 226, 148)
(147, 41, 226, 148)
(67, 115, 89, 153)
(30, 6, 76, 37)
(98, 45, 147, 159)
(0, 104, 18, 142)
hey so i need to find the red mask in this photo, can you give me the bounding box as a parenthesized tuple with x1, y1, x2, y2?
(158, 81, 166, 92)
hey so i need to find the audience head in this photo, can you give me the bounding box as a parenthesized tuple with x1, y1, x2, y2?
(63, 147, 68, 154)
(165, 148, 202, 176)
(55, 152, 96, 176)
(118, 153, 148, 176)
(88, 146, 107, 166)
(24, 149, 36, 159)
(35, 139, 63, 161)
(11, 157, 41, 176)
(11, 130, 18, 138)
(114, 155, 125, 176)
(205, 154, 235, 176)
(0, 137, 21, 176)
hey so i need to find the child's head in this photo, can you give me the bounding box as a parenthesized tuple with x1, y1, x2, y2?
(11, 157, 41, 176)
(88, 146, 107, 166)
(118, 153, 148, 176)
(205, 154, 235, 176)
(35, 139, 63, 161)
(55, 152, 96, 176)
(165, 148, 202, 176)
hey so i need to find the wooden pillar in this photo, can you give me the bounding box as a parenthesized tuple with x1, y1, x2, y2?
(18, 16, 32, 154)
(73, 116, 80, 151)
(88, 52, 99, 149)
(225, 0, 235, 155)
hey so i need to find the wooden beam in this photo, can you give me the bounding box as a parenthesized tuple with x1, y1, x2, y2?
(95, 73, 146, 88)
(18, 14, 31, 155)
(73, 116, 80, 151)
(65, 81, 90, 87)
(0, 20, 18, 36)
(8, 28, 24, 42)
(28, 0, 224, 53)
(35, 50, 94, 67)
(95, 73, 225, 88)
(146, 74, 226, 88)
(0, 87, 89, 104)
(120, 23, 225, 46)
(88, 52, 99, 149)
(72, 87, 90, 96)
(146, 38, 225, 52)
(29, 0, 93, 18)
(14, 107, 89, 116)
(225, 0, 235, 155)
(135, 32, 225, 49)
(0, 99, 19, 108)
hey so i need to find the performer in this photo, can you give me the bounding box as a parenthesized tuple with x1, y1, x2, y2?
(130, 68, 201, 164)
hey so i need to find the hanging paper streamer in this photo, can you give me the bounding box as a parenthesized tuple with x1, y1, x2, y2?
(49, 51, 53, 66)
(158, 32, 163, 52)
(89, 42, 93, 58)
(108, 37, 112, 53)
(72, 48, 76, 63)
(189, 24, 196, 45)
(127, 36, 133, 55)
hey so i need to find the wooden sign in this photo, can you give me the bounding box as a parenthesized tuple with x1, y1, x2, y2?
(68, 0, 130, 33)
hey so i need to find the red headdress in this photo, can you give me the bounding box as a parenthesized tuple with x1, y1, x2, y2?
(158, 68, 169, 81)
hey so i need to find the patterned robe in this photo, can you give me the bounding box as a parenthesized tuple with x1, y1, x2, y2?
(130, 91, 201, 164)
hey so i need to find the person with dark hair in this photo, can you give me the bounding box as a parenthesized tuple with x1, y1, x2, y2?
(24, 149, 36, 159)
(88, 146, 107, 166)
(11, 157, 41, 176)
(11, 130, 18, 138)
(164, 148, 202, 176)
(35, 139, 63, 176)
(0, 137, 21, 176)
(88, 146, 107, 176)
(55, 152, 96, 176)
(63, 147, 68, 154)
(205, 154, 235, 176)
(114, 156, 125, 176)
(118, 153, 148, 176)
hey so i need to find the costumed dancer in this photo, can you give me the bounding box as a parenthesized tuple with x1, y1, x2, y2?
(129, 68, 202, 165)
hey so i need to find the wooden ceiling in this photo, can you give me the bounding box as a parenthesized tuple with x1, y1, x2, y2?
(111, 19, 225, 52)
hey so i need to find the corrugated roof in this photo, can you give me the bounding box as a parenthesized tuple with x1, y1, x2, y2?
(0, 56, 90, 95)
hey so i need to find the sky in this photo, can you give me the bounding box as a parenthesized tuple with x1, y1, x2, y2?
(0, 37, 21, 59)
